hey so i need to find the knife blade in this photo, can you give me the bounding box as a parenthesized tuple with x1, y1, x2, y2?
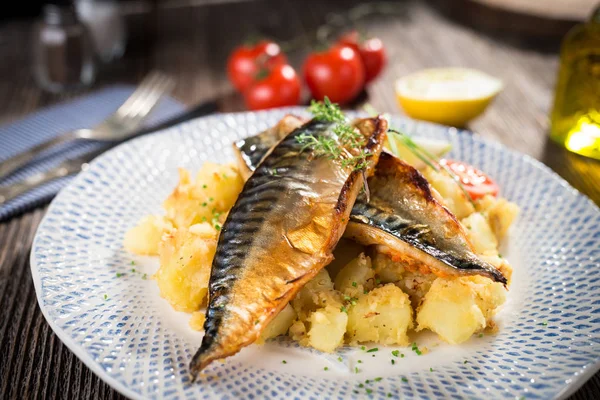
(0, 99, 218, 205)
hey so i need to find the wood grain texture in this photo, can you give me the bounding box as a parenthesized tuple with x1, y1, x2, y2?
(0, 1, 599, 399)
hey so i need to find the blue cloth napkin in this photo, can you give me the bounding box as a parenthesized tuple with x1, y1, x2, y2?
(0, 84, 185, 221)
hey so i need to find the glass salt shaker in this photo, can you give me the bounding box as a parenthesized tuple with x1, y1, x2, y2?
(32, 0, 96, 93)
(76, 0, 126, 63)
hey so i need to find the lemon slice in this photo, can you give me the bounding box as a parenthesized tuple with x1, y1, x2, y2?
(385, 133, 451, 170)
(395, 68, 503, 127)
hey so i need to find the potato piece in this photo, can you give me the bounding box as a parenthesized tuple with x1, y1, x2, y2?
(257, 304, 297, 344)
(189, 311, 206, 331)
(154, 223, 217, 312)
(163, 163, 244, 229)
(291, 269, 335, 318)
(334, 253, 375, 297)
(346, 284, 413, 346)
(416, 276, 506, 344)
(371, 250, 405, 284)
(422, 168, 475, 219)
(307, 303, 348, 352)
(123, 215, 173, 256)
(461, 212, 498, 256)
(487, 198, 519, 240)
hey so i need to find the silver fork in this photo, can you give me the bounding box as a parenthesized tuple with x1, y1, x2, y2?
(0, 71, 175, 179)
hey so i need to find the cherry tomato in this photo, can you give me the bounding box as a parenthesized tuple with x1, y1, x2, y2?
(338, 31, 387, 83)
(227, 40, 287, 92)
(244, 64, 301, 110)
(440, 159, 499, 200)
(302, 44, 365, 104)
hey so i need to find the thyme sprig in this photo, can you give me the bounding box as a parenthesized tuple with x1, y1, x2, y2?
(297, 97, 371, 172)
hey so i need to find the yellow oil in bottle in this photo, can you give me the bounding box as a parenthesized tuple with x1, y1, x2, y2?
(550, 6, 600, 160)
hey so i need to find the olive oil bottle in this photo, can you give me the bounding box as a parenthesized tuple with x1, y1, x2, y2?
(550, 6, 600, 160)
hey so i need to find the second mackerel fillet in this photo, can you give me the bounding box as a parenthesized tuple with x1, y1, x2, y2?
(190, 116, 387, 376)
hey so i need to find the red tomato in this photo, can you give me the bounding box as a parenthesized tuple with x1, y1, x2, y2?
(302, 44, 365, 104)
(227, 40, 287, 92)
(244, 64, 301, 110)
(338, 31, 387, 83)
(440, 159, 499, 200)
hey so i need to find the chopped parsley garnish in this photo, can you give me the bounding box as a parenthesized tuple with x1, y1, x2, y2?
(272, 168, 278, 176)
(202, 184, 207, 189)
(142, 273, 147, 280)
(130, 261, 135, 265)
(387, 394, 392, 398)
(355, 367, 360, 373)
(202, 216, 207, 222)
(361, 346, 366, 351)
(375, 278, 381, 285)
(254, 320, 259, 325)
(354, 390, 359, 394)
(401, 377, 408, 383)
(391, 350, 399, 357)
(357, 360, 362, 364)
(366, 348, 378, 353)
(340, 305, 348, 314)
(282, 360, 287, 364)
(478, 333, 484, 338)
(429, 367, 434, 372)
(337, 357, 343, 362)
(324, 367, 329, 371)
(464, 360, 468, 364)
(391, 359, 395, 365)
(116, 273, 123, 278)
(411, 343, 422, 355)
(215, 224, 221, 231)
(363, 290, 369, 295)
(202, 202, 207, 207)
(103, 294, 108, 300)
(131, 268, 136, 273)
(374, 377, 382, 382)
(358, 384, 364, 388)
(366, 388, 373, 394)
(352, 281, 358, 287)
(209, 197, 214, 202)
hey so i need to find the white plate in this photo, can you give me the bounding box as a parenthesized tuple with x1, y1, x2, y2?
(31, 108, 600, 399)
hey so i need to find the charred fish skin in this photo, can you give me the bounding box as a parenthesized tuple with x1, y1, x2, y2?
(233, 124, 507, 285)
(233, 114, 306, 179)
(191, 116, 387, 377)
(347, 152, 507, 285)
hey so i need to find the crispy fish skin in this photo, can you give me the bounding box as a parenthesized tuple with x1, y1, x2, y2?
(346, 152, 507, 285)
(233, 114, 306, 180)
(233, 123, 507, 285)
(190, 116, 387, 376)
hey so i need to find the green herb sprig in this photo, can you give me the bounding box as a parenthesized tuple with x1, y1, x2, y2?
(297, 97, 372, 172)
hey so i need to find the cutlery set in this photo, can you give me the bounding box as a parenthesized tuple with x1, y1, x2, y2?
(0, 72, 217, 206)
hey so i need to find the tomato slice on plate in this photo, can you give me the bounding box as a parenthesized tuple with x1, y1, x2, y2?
(440, 159, 499, 200)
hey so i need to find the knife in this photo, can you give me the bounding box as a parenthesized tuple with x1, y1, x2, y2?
(0, 100, 218, 205)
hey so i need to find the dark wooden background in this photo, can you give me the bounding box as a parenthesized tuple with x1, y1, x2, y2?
(1, 0, 599, 399)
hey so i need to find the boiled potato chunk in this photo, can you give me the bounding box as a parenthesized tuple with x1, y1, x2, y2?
(423, 168, 474, 219)
(123, 215, 173, 256)
(334, 253, 374, 297)
(307, 303, 348, 352)
(487, 198, 519, 240)
(163, 163, 244, 229)
(258, 304, 297, 343)
(292, 269, 335, 318)
(461, 212, 498, 256)
(154, 223, 217, 312)
(416, 276, 506, 344)
(347, 284, 413, 346)
(189, 311, 206, 331)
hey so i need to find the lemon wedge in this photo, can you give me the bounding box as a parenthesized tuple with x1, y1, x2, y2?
(395, 68, 503, 127)
(385, 133, 451, 170)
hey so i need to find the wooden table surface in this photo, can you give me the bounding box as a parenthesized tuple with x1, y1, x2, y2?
(1, 0, 599, 399)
